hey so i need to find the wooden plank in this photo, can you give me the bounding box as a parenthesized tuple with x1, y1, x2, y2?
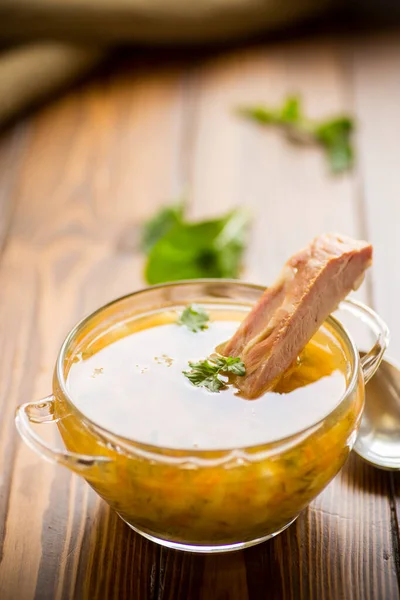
(186, 38, 399, 600)
(351, 33, 400, 361)
(0, 60, 188, 600)
(0, 126, 30, 254)
(0, 123, 31, 573)
(351, 31, 400, 594)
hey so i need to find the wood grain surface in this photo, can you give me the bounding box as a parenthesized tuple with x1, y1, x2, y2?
(0, 32, 400, 600)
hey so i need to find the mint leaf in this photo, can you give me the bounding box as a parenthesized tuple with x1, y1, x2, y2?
(280, 96, 301, 124)
(144, 209, 250, 285)
(140, 203, 184, 253)
(314, 117, 354, 173)
(239, 96, 354, 174)
(238, 106, 277, 125)
(178, 304, 209, 332)
(326, 140, 353, 173)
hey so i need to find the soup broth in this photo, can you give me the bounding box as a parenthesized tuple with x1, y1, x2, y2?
(67, 307, 349, 450)
(56, 300, 362, 547)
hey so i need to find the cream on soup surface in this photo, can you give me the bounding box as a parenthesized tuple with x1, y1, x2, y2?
(66, 307, 348, 450)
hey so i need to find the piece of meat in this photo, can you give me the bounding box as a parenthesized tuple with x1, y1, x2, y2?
(222, 233, 373, 398)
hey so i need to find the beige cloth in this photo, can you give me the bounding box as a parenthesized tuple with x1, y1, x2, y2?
(1, 0, 330, 44)
(0, 0, 332, 126)
(0, 44, 104, 126)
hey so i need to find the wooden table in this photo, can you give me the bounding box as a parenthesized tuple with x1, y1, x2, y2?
(1, 30, 400, 600)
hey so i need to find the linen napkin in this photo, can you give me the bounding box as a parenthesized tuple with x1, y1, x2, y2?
(1, 0, 400, 127)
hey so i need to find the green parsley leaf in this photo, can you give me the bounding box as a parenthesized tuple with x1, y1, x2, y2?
(239, 96, 354, 174)
(144, 208, 250, 285)
(203, 376, 226, 393)
(214, 356, 246, 376)
(140, 202, 184, 253)
(178, 304, 209, 332)
(183, 355, 246, 393)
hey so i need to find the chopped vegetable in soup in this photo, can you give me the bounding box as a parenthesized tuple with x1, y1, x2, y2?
(66, 306, 348, 450)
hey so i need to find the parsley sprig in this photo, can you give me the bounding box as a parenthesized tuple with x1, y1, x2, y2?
(183, 355, 246, 392)
(178, 304, 209, 332)
(239, 95, 354, 174)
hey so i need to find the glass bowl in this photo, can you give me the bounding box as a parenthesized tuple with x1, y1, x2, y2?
(15, 280, 389, 553)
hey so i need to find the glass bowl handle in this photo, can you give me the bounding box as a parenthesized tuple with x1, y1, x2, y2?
(339, 298, 390, 384)
(15, 395, 112, 477)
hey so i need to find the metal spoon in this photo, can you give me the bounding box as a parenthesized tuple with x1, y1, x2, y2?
(354, 355, 400, 470)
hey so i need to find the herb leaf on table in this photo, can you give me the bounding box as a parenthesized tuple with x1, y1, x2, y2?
(140, 202, 184, 253)
(239, 95, 354, 174)
(144, 207, 250, 285)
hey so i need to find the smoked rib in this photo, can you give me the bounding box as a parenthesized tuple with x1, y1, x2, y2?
(222, 233, 373, 398)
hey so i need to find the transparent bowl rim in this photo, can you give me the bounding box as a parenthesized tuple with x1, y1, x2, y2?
(55, 279, 360, 462)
